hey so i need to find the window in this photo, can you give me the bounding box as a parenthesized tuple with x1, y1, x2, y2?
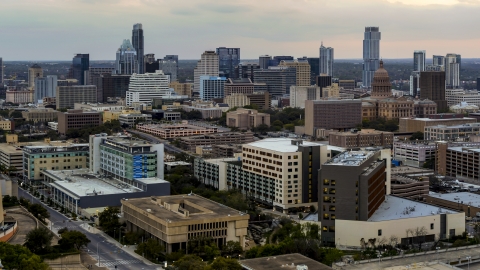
(430, 223, 434, 230)
(378, 229, 382, 236)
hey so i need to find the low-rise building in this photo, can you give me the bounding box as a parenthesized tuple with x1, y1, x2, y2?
(136, 123, 218, 139)
(399, 115, 477, 133)
(226, 108, 270, 129)
(118, 113, 152, 127)
(121, 194, 249, 253)
(73, 103, 125, 112)
(328, 129, 394, 148)
(0, 118, 14, 131)
(179, 132, 254, 152)
(103, 109, 140, 123)
(240, 253, 332, 270)
(57, 110, 103, 134)
(424, 123, 480, 141)
(437, 142, 480, 180)
(22, 108, 58, 123)
(47, 122, 58, 131)
(424, 192, 480, 218)
(289, 85, 321, 108)
(390, 174, 429, 200)
(6, 89, 34, 104)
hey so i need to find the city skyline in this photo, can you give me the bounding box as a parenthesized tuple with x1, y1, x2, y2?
(2, 0, 480, 61)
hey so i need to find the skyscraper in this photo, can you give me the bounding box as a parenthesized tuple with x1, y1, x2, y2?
(164, 55, 179, 78)
(28, 64, 43, 89)
(259, 55, 272, 69)
(445, 53, 460, 88)
(279, 59, 311, 87)
(216, 47, 240, 79)
(433, 55, 445, 67)
(34, 75, 57, 104)
(193, 51, 219, 93)
(72, 54, 89, 85)
(132, 23, 144, 74)
(413, 50, 426, 72)
(115, 39, 137, 75)
(319, 42, 334, 77)
(126, 70, 170, 106)
(0, 57, 3, 86)
(362, 27, 381, 88)
(420, 71, 447, 112)
(159, 59, 178, 82)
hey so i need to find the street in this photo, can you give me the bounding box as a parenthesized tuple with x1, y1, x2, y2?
(127, 129, 183, 154)
(17, 188, 161, 270)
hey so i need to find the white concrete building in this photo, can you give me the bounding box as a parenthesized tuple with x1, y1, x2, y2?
(446, 89, 480, 107)
(289, 85, 321, 108)
(126, 70, 171, 106)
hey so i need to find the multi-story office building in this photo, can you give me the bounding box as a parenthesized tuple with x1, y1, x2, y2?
(118, 113, 152, 127)
(322, 83, 340, 98)
(181, 132, 254, 152)
(34, 75, 57, 104)
(289, 86, 321, 108)
(307, 57, 320, 85)
(158, 59, 177, 82)
(57, 110, 102, 134)
(224, 78, 254, 96)
(144, 53, 159, 73)
(413, 50, 426, 72)
(242, 138, 329, 211)
(6, 89, 34, 104)
(132, 23, 144, 74)
(88, 67, 115, 102)
(254, 66, 296, 97)
(234, 62, 259, 82)
(329, 129, 394, 148)
(101, 74, 130, 101)
(319, 43, 334, 77)
(136, 123, 218, 139)
(71, 54, 89, 85)
(115, 39, 137, 75)
(410, 71, 420, 97)
(305, 99, 362, 136)
(22, 108, 58, 123)
(23, 141, 89, 186)
(316, 74, 332, 96)
(0, 118, 14, 131)
(28, 64, 43, 89)
(338, 80, 355, 90)
(424, 123, 480, 141)
(199, 76, 226, 101)
(433, 55, 445, 67)
(169, 82, 193, 98)
(0, 57, 3, 86)
(279, 59, 310, 87)
(445, 53, 460, 88)
(226, 108, 270, 129)
(56, 85, 97, 110)
(437, 142, 480, 180)
(193, 51, 219, 93)
(271, 56, 294, 66)
(121, 194, 249, 253)
(420, 71, 447, 111)
(259, 55, 272, 69)
(362, 27, 381, 88)
(126, 70, 170, 106)
(399, 114, 476, 132)
(224, 92, 271, 110)
(216, 47, 240, 79)
(446, 88, 480, 107)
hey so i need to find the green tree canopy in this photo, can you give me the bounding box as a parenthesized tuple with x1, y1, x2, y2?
(98, 207, 121, 235)
(24, 227, 54, 254)
(135, 238, 165, 262)
(59, 230, 91, 250)
(410, 131, 424, 141)
(206, 257, 242, 270)
(0, 242, 50, 270)
(222, 241, 243, 256)
(174, 255, 206, 270)
(28, 203, 50, 222)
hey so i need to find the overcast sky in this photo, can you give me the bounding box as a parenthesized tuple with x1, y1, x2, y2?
(1, 0, 479, 61)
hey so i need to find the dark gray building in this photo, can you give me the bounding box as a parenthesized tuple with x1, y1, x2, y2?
(71, 54, 89, 85)
(234, 62, 259, 81)
(216, 47, 240, 79)
(259, 55, 272, 69)
(319, 150, 386, 243)
(477, 77, 480, 91)
(307, 57, 320, 85)
(132, 23, 144, 74)
(101, 74, 130, 100)
(254, 66, 296, 97)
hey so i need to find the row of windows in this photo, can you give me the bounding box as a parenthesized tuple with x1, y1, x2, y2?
(188, 221, 227, 231)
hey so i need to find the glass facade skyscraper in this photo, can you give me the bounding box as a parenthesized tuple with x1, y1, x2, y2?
(72, 54, 89, 85)
(413, 50, 426, 72)
(319, 42, 334, 77)
(216, 47, 240, 79)
(115, 39, 137, 75)
(132, 23, 144, 74)
(362, 27, 381, 88)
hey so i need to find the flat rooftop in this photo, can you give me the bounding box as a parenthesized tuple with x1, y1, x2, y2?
(122, 193, 248, 222)
(138, 123, 216, 131)
(368, 195, 458, 222)
(240, 253, 332, 270)
(203, 158, 238, 165)
(0, 141, 85, 155)
(246, 138, 324, 153)
(325, 150, 375, 166)
(428, 192, 480, 206)
(401, 117, 476, 122)
(103, 136, 153, 147)
(426, 123, 480, 129)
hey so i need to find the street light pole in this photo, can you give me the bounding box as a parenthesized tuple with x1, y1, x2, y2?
(467, 256, 471, 270)
(436, 247, 440, 261)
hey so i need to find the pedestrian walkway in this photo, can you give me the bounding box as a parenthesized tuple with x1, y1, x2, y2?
(96, 259, 143, 267)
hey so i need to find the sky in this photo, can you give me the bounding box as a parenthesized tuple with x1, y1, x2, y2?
(1, 0, 479, 61)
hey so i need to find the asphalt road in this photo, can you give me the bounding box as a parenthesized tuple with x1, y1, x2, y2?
(127, 129, 183, 154)
(18, 187, 160, 270)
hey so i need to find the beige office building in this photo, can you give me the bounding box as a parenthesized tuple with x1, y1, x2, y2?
(226, 108, 270, 129)
(399, 116, 477, 133)
(193, 51, 219, 93)
(56, 85, 97, 109)
(328, 129, 394, 148)
(121, 194, 249, 253)
(5, 90, 34, 104)
(28, 64, 43, 89)
(22, 108, 58, 123)
(136, 123, 218, 139)
(169, 82, 193, 98)
(279, 60, 310, 87)
(289, 86, 321, 108)
(322, 83, 340, 98)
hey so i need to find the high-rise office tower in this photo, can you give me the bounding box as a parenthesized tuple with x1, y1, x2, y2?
(413, 50, 426, 72)
(456, 54, 462, 71)
(433, 55, 445, 67)
(132, 23, 144, 74)
(254, 67, 296, 97)
(445, 53, 460, 88)
(307, 57, 320, 85)
(420, 71, 447, 112)
(71, 54, 89, 85)
(126, 70, 170, 106)
(0, 57, 3, 86)
(144, 54, 159, 74)
(216, 47, 240, 79)
(159, 59, 178, 82)
(193, 51, 219, 93)
(259, 55, 272, 69)
(34, 75, 57, 104)
(316, 74, 332, 97)
(200, 76, 226, 100)
(102, 74, 131, 101)
(319, 42, 334, 77)
(163, 55, 179, 78)
(234, 62, 259, 82)
(279, 59, 311, 87)
(115, 39, 137, 75)
(362, 27, 381, 88)
(409, 72, 420, 97)
(28, 64, 43, 89)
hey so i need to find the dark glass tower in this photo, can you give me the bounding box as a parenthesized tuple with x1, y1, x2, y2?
(72, 54, 89, 85)
(132, 23, 144, 74)
(216, 47, 240, 79)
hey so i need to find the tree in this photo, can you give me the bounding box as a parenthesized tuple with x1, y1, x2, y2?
(58, 230, 91, 250)
(174, 255, 206, 270)
(410, 132, 424, 141)
(29, 203, 50, 222)
(25, 227, 54, 254)
(98, 207, 121, 235)
(207, 257, 242, 270)
(0, 242, 50, 270)
(57, 227, 69, 235)
(136, 238, 165, 262)
(2, 195, 19, 207)
(222, 241, 242, 256)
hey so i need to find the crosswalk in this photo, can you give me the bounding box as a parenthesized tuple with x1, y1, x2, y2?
(96, 259, 143, 267)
